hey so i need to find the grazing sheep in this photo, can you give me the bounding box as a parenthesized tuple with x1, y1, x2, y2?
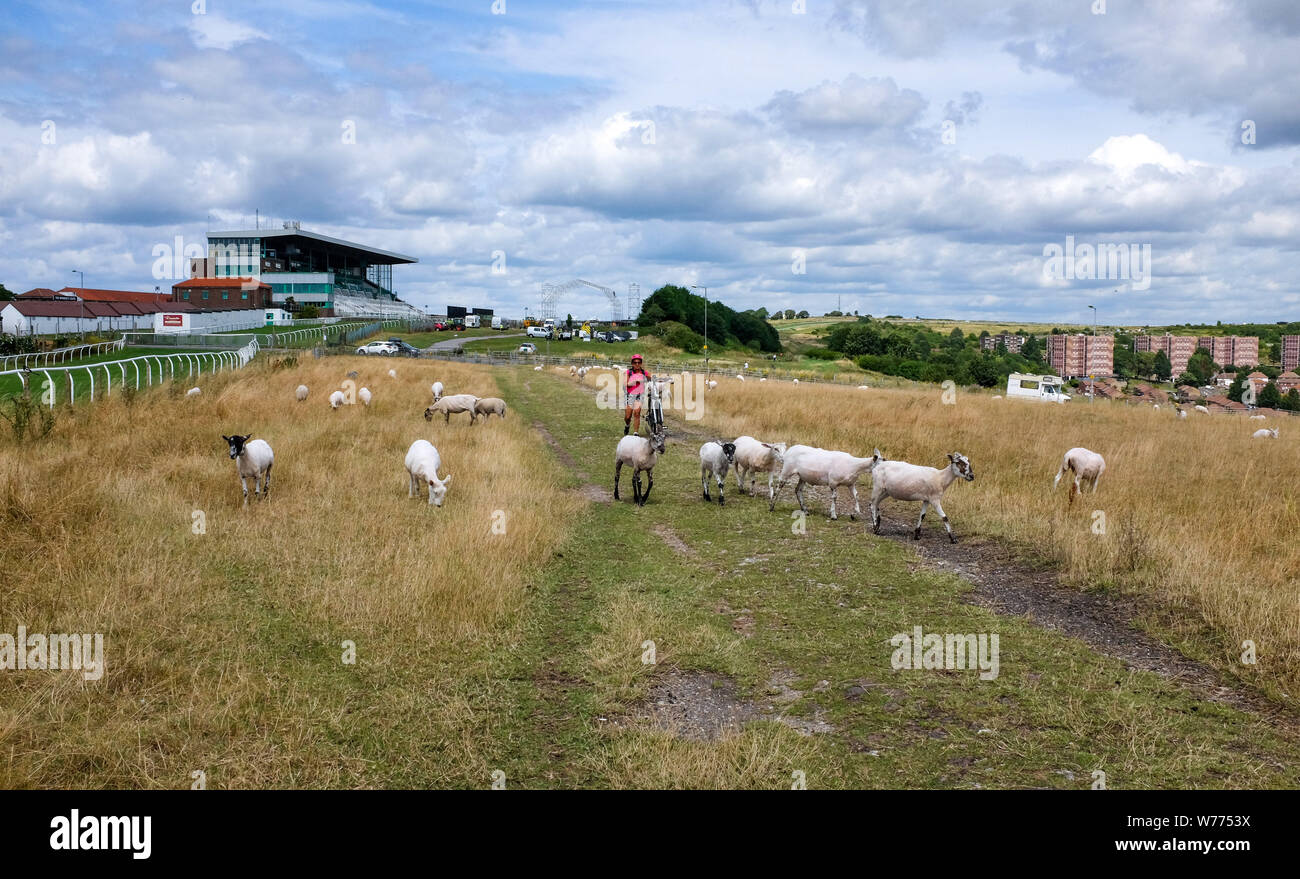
(431, 381, 444, 402)
(706, 380, 718, 391)
(699, 440, 737, 505)
(1053, 447, 1105, 505)
(1194, 404, 1209, 414)
(760, 377, 766, 382)
(404, 439, 451, 507)
(1253, 428, 1279, 439)
(1177, 409, 1187, 419)
(186, 387, 201, 397)
(770, 445, 883, 520)
(570, 365, 577, 376)
(736, 374, 745, 382)
(1151, 403, 1159, 410)
(388, 369, 397, 379)
(871, 453, 974, 542)
(329, 390, 346, 409)
(991, 394, 1001, 399)
(858, 385, 869, 390)
(1249, 414, 1266, 420)
(424, 393, 479, 424)
(358, 387, 372, 406)
(474, 397, 507, 420)
(295, 384, 309, 402)
(792, 378, 799, 384)
(614, 427, 667, 506)
(732, 436, 788, 502)
(222, 434, 274, 506)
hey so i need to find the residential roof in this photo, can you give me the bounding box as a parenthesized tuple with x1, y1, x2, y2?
(173, 277, 270, 289)
(3, 300, 90, 317)
(1205, 395, 1248, 410)
(18, 287, 60, 298)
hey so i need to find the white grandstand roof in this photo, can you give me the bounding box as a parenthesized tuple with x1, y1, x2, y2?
(208, 227, 418, 264)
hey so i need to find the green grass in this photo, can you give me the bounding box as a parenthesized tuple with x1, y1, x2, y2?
(0, 347, 218, 400)
(458, 367, 1300, 788)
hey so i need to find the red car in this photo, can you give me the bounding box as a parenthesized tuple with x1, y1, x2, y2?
(433, 322, 448, 331)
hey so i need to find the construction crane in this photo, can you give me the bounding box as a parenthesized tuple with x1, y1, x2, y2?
(545, 279, 622, 323)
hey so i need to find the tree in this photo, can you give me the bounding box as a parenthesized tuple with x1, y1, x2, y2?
(0, 283, 14, 302)
(1228, 373, 1247, 402)
(1282, 389, 1300, 412)
(1153, 350, 1172, 382)
(1021, 336, 1044, 364)
(298, 304, 320, 319)
(796, 310, 809, 319)
(284, 295, 297, 314)
(566, 313, 573, 331)
(945, 327, 965, 352)
(1186, 348, 1218, 384)
(753, 307, 768, 321)
(1258, 381, 1282, 409)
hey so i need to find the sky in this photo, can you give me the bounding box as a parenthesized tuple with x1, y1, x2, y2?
(2, 0, 1299, 326)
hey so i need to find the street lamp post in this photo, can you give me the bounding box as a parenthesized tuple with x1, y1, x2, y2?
(690, 285, 708, 376)
(1088, 304, 1097, 403)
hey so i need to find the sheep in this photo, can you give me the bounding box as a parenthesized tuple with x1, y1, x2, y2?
(706, 380, 718, 391)
(1053, 447, 1105, 505)
(871, 453, 974, 542)
(533, 365, 543, 371)
(473, 397, 507, 420)
(736, 374, 745, 382)
(1249, 414, 1266, 420)
(991, 394, 1002, 399)
(404, 439, 451, 506)
(222, 434, 274, 506)
(431, 381, 444, 402)
(759, 377, 766, 382)
(424, 393, 479, 424)
(388, 369, 397, 379)
(570, 365, 577, 376)
(1177, 409, 1187, 419)
(732, 436, 787, 502)
(792, 378, 800, 384)
(329, 390, 346, 409)
(858, 385, 869, 390)
(1194, 404, 1209, 415)
(699, 440, 737, 505)
(295, 384, 309, 402)
(358, 387, 372, 406)
(614, 426, 666, 506)
(770, 444, 883, 520)
(1253, 428, 1279, 439)
(186, 387, 201, 397)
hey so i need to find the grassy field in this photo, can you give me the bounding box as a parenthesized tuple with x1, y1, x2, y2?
(0, 347, 218, 400)
(2, 359, 1297, 788)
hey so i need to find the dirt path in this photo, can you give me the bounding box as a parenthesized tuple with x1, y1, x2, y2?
(546, 372, 1298, 731)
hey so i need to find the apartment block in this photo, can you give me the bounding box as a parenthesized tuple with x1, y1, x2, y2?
(1048, 334, 1113, 378)
(980, 333, 1025, 353)
(1198, 336, 1259, 369)
(1282, 335, 1300, 373)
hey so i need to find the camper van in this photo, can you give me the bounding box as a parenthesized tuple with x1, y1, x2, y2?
(464, 314, 481, 328)
(1006, 373, 1070, 403)
(491, 316, 504, 330)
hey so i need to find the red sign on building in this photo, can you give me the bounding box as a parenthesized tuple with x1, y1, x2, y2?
(162, 314, 184, 327)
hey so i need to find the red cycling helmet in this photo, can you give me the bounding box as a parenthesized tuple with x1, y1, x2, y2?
(631, 354, 643, 362)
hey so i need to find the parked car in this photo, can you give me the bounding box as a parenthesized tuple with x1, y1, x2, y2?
(525, 326, 550, 339)
(356, 341, 397, 356)
(432, 322, 448, 331)
(387, 339, 421, 357)
(558, 329, 574, 340)
(517, 343, 537, 354)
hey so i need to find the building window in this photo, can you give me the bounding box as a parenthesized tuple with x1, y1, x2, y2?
(241, 290, 249, 300)
(202, 291, 209, 300)
(182, 291, 189, 300)
(222, 291, 229, 300)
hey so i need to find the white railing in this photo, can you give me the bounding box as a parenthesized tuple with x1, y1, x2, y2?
(0, 338, 126, 371)
(0, 337, 261, 407)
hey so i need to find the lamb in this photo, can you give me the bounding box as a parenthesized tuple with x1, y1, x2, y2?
(473, 397, 507, 420)
(1053, 447, 1105, 505)
(736, 375, 745, 382)
(404, 439, 451, 506)
(533, 366, 542, 371)
(732, 436, 787, 502)
(792, 378, 799, 384)
(770, 444, 883, 520)
(388, 369, 397, 379)
(699, 441, 737, 505)
(614, 426, 666, 506)
(706, 380, 718, 391)
(295, 384, 309, 402)
(870, 453, 974, 542)
(186, 387, 201, 397)
(431, 381, 444, 402)
(424, 393, 479, 424)
(1253, 428, 1279, 439)
(358, 387, 372, 406)
(1249, 414, 1266, 420)
(222, 434, 274, 506)
(329, 390, 346, 409)
(1177, 409, 1187, 419)
(1194, 404, 1209, 415)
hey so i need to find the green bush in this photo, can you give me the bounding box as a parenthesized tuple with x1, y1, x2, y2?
(804, 347, 841, 361)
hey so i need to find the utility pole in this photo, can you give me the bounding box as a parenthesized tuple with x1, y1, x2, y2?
(1088, 304, 1097, 403)
(73, 270, 85, 339)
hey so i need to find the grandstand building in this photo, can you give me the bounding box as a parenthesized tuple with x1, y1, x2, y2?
(191, 223, 424, 318)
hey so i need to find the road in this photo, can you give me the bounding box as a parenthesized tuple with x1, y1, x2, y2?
(423, 332, 525, 352)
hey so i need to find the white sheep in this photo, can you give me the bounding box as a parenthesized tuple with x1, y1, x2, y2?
(732, 436, 787, 502)
(793, 378, 799, 384)
(329, 390, 346, 409)
(699, 440, 737, 505)
(706, 380, 718, 391)
(1249, 414, 1265, 420)
(870, 453, 975, 542)
(770, 444, 883, 520)
(1053, 447, 1105, 505)
(1177, 409, 1188, 419)
(614, 427, 666, 506)
(222, 434, 274, 506)
(295, 384, 309, 402)
(388, 369, 397, 379)
(404, 439, 451, 506)
(534, 366, 543, 371)
(736, 375, 745, 382)
(358, 387, 372, 406)
(424, 393, 479, 424)
(759, 377, 766, 382)
(1194, 404, 1209, 415)
(473, 397, 507, 420)
(991, 394, 1002, 399)
(1151, 403, 1159, 410)
(858, 385, 869, 390)
(186, 387, 201, 397)
(1253, 428, 1279, 439)
(431, 381, 444, 402)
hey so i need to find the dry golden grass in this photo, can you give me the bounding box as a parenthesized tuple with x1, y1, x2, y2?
(666, 378, 1300, 698)
(0, 357, 579, 787)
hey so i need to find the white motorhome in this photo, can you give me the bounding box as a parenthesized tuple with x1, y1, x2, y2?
(491, 315, 504, 330)
(1006, 372, 1071, 403)
(464, 314, 481, 328)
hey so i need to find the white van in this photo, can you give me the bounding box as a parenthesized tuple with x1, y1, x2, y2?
(525, 326, 550, 339)
(464, 314, 481, 328)
(491, 316, 504, 330)
(1006, 372, 1070, 403)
